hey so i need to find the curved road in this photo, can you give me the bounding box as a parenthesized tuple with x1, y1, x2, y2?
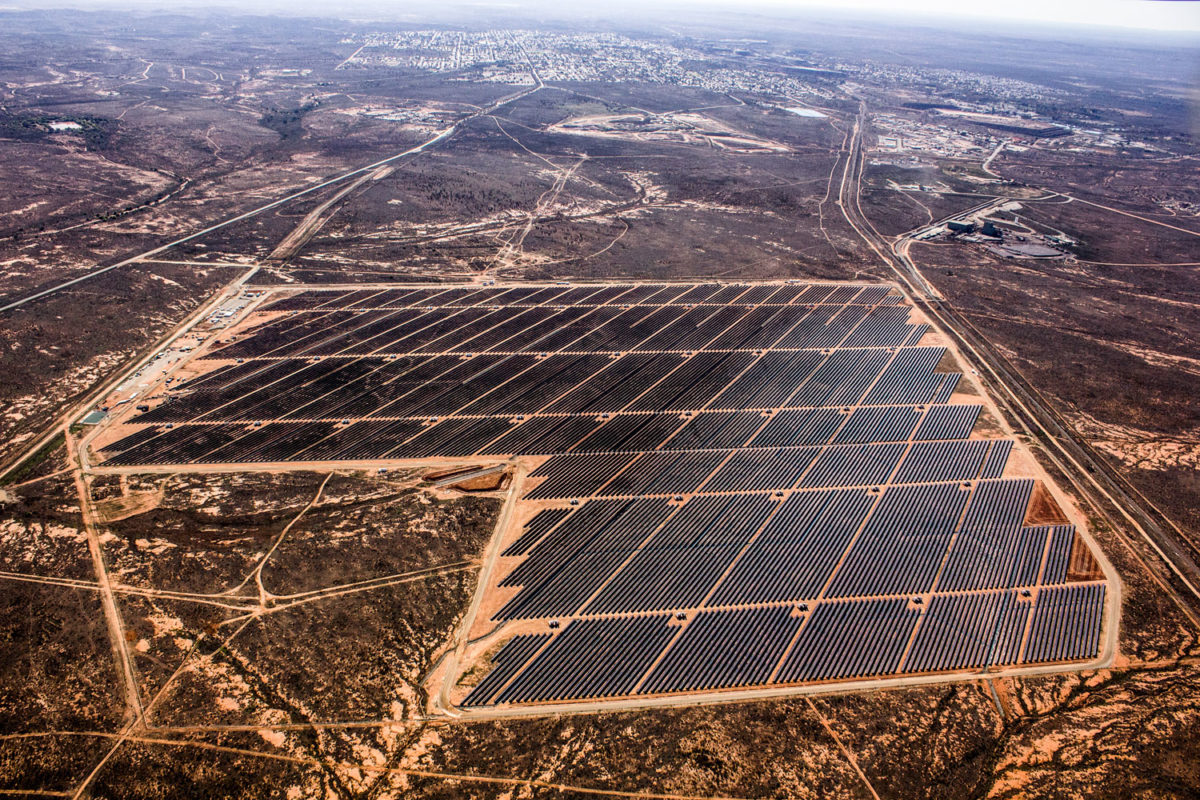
(841, 104, 1200, 624)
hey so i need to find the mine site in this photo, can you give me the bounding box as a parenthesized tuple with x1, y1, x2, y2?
(0, 1, 1197, 798)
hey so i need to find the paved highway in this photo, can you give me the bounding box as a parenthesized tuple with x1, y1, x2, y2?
(839, 104, 1200, 631)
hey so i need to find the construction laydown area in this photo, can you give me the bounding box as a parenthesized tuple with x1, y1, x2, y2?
(90, 281, 1112, 710)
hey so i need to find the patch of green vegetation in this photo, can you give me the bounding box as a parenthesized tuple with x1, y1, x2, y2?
(865, 162, 936, 187)
(0, 113, 117, 150)
(943, 163, 990, 180)
(1, 431, 65, 486)
(560, 99, 616, 118)
(259, 100, 319, 140)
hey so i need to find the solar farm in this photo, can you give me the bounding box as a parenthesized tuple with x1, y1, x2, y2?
(90, 281, 1112, 711)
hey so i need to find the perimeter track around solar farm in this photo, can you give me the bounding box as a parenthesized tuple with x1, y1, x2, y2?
(84, 279, 1120, 718)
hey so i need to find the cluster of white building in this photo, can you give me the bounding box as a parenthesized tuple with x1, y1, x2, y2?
(346, 30, 837, 99)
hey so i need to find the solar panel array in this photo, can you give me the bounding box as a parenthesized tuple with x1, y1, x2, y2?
(97, 282, 1108, 704)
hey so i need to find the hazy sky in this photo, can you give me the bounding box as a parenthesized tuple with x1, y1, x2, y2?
(5, 0, 1199, 33)
(696, 0, 1200, 32)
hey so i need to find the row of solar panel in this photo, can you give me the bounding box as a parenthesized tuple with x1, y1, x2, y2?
(213, 293, 922, 364)
(464, 583, 1105, 704)
(263, 283, 900, 314)
(496, 480, 1074, 621)
(101, 432, 997, 491)
(102, 396, 985, 467)
(524, 439, 1011, 499)
(136, 340, 955, 426)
